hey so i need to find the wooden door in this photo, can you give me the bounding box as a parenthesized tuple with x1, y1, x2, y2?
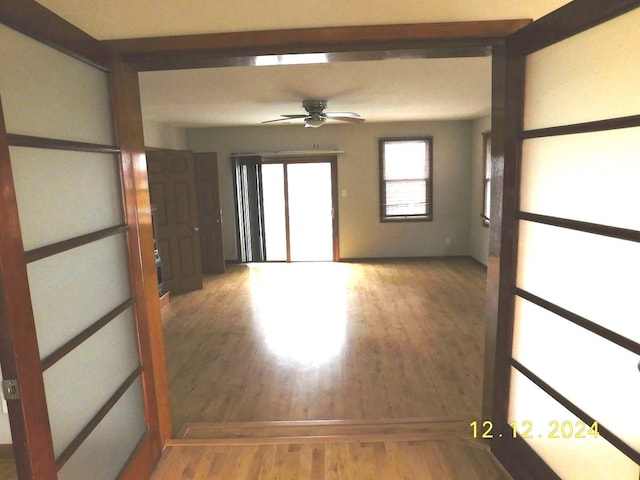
(194, 152, 225, 274)
(147, 149, 203, 294)
(0, 11, 166, 480)
(491, 2, 640, 479)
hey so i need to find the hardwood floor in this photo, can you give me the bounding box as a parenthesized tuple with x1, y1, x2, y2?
(151, 440, 511, 480)
(151, 417, 511, 480)
(162, 258, 488, 431)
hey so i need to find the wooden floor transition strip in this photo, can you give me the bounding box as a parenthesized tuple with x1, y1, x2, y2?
(169, 417, 477, 447)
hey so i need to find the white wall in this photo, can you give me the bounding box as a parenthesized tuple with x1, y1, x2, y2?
(469, 115, 491, 265)
(186, 120, 474, 261)
(142, 119, 187, 150)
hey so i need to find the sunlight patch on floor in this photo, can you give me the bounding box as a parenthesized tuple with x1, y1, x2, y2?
(248, 262, 352, 367)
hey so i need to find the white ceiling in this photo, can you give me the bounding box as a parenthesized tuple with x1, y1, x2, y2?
(138, 56, 493, 128)
(36, 0, 569, 129)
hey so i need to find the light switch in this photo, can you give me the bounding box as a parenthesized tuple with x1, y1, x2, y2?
(341, 189, 347, 197)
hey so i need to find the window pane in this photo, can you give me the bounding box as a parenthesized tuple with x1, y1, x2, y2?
(261, 163, 287, 261)
(383, 141, 428, 180)
(288, 163, 333, 261)
(484, 180, 491, 218)
(385, 180, 427, 216)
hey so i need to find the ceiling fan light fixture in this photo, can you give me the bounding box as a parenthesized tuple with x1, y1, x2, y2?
(305, 116, 325, 128)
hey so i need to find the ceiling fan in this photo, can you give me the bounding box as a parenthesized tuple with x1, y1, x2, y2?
(262, 100, 365, 128)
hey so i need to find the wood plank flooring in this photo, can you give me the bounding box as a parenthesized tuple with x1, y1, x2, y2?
(162, 258, 488, 431)
(151, 438, 511, 480)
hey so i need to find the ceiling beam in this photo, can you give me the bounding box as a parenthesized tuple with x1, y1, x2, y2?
(0, 0, 110, 71)
(107, 19, 531, 71)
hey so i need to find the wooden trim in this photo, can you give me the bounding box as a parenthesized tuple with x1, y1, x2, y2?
(55, 366, 143, 470)
(514, 288, 640, 356)
(182, 416, 465, 431)
(41, 298, 136, 371)
(0, 98, 57, 479)
(512, 359, 640, 465)
(330, 157, 340, 261)
(0, 0, 110, 70)
(486, 45, 525, 432)
(508, 0, 640, 55)
(24, 224, 129, 263)
(174, 417, 470, 446)
(339, 255, 474, 263)
(7, 133, 120, 154)
(517, 211, 640, 243)
(109, 52, 172, 452)
(159, 291, 170, 309)
(481, 46, 508, 421)
(521, 114, 640, 139)
(106, 20, 531, 71)
(282, 163, 292, 262)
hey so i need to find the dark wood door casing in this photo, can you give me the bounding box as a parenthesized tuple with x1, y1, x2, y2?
(146, 149, 204, 295)
(194, 152, 225, 274)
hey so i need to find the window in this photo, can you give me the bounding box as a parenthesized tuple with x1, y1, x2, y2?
(379, 137, 433, 222)
(482, 132, 491, 227)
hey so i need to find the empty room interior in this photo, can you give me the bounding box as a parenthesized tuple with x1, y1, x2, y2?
(0, 1, 638, 479)
(141, 54, 494, 430)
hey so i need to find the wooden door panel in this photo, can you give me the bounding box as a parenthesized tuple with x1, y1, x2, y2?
(195, 153, 225, 273)
(147, 149, 203, 294)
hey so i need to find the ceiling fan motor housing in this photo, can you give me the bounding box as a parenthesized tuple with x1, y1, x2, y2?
(303, 100, 328, 114)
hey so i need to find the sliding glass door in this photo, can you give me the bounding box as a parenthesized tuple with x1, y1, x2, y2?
(234, 156, 338, 263)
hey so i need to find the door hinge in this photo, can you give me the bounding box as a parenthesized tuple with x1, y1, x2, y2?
(2, 379, 20, 400)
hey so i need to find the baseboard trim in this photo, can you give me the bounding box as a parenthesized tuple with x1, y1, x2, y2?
(340, 255, 475, 263)
(159, 291, 170, 309)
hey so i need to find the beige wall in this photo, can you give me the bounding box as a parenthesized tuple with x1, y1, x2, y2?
(186, 120, 474, 261)
(142, 119, 187, 150)
(470, 115, 491, 265)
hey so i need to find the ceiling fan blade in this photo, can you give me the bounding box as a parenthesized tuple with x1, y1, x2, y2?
(261, 114, 307, 124)
(328, 116, 365, 123)
(325, 112, 361, 119)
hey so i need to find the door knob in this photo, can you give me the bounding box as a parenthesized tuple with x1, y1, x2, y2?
(192, 226, 200, 232)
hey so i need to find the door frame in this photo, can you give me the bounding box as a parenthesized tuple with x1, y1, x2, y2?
(4, 3, 595, 479)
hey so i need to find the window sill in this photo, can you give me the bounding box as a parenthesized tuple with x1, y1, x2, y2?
(380, 216, 432, 223)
